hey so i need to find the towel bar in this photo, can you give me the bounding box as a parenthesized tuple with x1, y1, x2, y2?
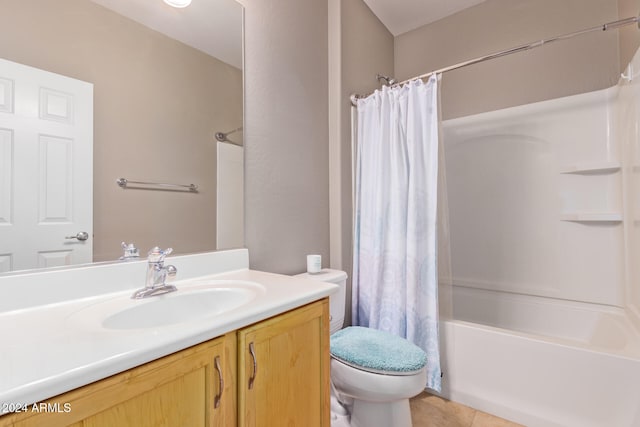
(116, 178, 198, 192)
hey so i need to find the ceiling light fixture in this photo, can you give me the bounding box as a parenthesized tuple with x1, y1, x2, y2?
(163, 0, 192, 8)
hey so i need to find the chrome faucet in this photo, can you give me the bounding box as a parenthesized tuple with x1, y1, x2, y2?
(131, 247, 178, 299)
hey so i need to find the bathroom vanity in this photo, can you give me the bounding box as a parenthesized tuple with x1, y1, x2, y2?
(0, 249, 335, 427)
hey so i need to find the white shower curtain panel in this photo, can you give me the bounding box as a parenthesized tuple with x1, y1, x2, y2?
(352, 76, 442, 392)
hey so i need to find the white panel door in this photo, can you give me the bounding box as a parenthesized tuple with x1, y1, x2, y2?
(0, 58, 93, 273)
(216, 141, 244, 249)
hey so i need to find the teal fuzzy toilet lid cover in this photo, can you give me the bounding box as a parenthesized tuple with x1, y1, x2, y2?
(330, 326, 427, 375)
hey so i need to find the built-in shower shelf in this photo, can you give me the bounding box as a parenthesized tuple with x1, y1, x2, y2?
(560, 161, 621, 174)
(560, 213, 623, 222)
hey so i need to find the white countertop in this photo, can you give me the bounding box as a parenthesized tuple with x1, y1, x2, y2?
(0, 250, 337, 409)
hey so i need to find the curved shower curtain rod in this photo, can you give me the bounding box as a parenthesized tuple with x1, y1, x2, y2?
(350, 15, 640, 106)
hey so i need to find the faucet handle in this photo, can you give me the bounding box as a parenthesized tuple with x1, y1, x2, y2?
(120, 242, 140, 260)
(165, 265, 177, 282)
(147, 246, 173, 263)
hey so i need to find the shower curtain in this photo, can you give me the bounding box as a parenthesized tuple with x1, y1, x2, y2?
(352, 75, 442, 392)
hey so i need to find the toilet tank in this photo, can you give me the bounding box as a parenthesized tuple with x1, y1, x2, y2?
(295, 269, 347, 334)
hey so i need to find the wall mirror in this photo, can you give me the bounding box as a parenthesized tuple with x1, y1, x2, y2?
(0, 0, 244, 275)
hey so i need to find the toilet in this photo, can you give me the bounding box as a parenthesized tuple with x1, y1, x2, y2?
(296, 269, 427, 427)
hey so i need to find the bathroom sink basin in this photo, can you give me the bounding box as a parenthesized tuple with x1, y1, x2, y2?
(105, 286, 255, 329)
(68, 280, 265, 330)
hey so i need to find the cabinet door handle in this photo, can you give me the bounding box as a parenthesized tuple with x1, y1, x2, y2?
(248, 342, 257, 390)
(214, 356, 224, 409)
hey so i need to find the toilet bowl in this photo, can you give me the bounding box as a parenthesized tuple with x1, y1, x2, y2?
(331, 357, 427, 402)
(296, 269, 427, 427)
(331, 358, 427, 427)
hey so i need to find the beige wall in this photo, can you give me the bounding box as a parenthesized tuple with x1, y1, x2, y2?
(395, 0, 621, 119)
(0, 0, 242, 261)
(329, 0, 394, 322)
(239, 0, 330, 273)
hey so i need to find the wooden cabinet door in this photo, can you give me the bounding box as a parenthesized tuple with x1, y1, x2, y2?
(0, 333, 236, 427)
(238, 299, 330, 427)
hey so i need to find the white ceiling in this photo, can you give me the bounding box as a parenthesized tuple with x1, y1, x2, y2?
(90, 0, 243, 69)
(363, 0, 487, 36)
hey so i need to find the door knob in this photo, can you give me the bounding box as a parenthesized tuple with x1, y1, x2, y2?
(65, 231, 89, 241)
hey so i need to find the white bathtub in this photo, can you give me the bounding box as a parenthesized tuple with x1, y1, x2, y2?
(438, 285, 640, 427)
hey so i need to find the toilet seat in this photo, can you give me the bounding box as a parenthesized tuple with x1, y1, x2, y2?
(330, 326, 428, 376)
(330, 354, 420, 376)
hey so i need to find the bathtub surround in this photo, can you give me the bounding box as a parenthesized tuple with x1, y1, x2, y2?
(431, 46, 640, 427)
(444, 88, 623, 307)
(619, 47, 640, 334)
(352, 77, 442, 391)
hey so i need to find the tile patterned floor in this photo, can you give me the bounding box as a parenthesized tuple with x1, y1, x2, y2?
(410, 392, 524, 427)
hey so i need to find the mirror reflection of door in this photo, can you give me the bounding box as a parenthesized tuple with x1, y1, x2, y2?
(0, 58, 93, 273)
